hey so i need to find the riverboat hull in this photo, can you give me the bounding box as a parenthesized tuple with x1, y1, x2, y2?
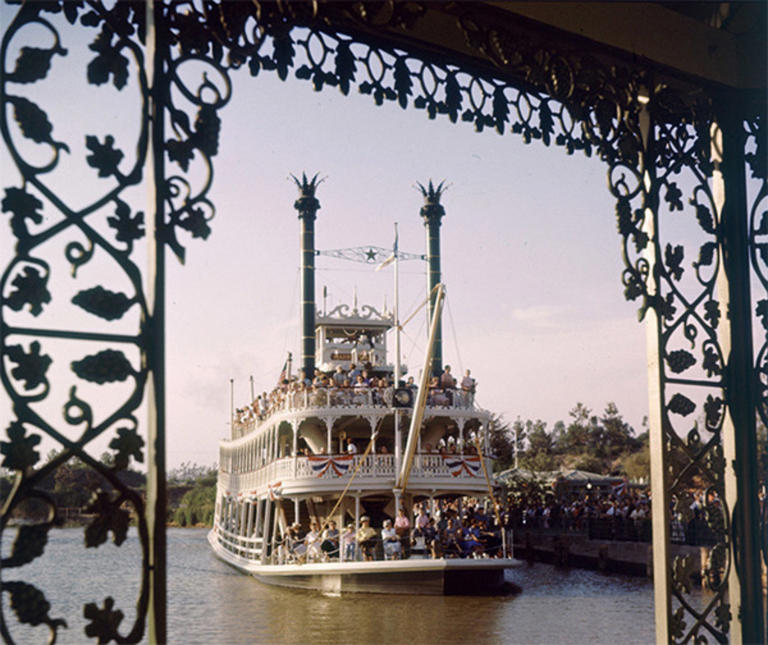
(208, 530, 520, 595)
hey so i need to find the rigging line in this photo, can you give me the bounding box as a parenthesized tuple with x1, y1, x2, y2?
(445, 294, 464, 376)
(399, 285, 439, 330)
(400, 319, 426, 365)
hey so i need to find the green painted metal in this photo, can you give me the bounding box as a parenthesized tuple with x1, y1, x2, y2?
(293, 173, 322, 378)
(146, 1, 167, 641)
(418, 181, 447, 377)
(715, 104, 765, 644)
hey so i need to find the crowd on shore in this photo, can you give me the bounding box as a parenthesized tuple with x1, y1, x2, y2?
(234, 363, 477, 426)
(503, 485, 729, 547)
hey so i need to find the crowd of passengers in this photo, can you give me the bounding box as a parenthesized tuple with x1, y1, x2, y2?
(275, 498, 505, 564)
(234, 363, 476, 425)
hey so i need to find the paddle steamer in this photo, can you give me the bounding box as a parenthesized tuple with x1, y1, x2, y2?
(208, 177, 519, 594)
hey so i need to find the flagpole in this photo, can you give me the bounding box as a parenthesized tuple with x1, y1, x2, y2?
(393, 223, 402, 478)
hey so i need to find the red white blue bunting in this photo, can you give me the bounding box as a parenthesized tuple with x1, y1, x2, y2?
(268, 481, 283, 500)
(307, 454, 354, 477)
(442, 455, 481, 477)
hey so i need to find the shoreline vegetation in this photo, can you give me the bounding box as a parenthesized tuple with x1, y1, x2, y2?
(4, 402, 765, 529)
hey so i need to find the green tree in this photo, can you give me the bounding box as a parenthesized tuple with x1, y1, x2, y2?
(488, 414, 515, 471)
(600, 402, 638, 457)
(563, 403, 592, 453)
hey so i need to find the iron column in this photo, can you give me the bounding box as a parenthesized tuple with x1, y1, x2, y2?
(292, 174, 321, 378)
(419, 180, 447, 376)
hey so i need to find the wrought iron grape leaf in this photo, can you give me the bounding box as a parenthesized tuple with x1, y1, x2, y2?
(704, 300, 721, 328)
(664, 182, 683, 211)
(167, 106, 221, 172)
(658, 292, 677, 321)
(702, 346, 721, 377)
(670, 605, 686, 640)
(84, 597, 124, 643)
(84, 491, 130, 548)
(666, 349, 696, 374)
(443, 71, 462, 123)
(71, 349, 133, 384)
(703, 395, 724, 430)
(8, 45, 66, 84)
(6, 266, 51, 316)
(106, 198, 145, 244)
(109, 426, 144, 471)
(665, 243, 684, 281)
(756, 299, 768, 335)
(87, 26, 129, 90)
(672, 554, 697, 594)
(178, 206, 211, 240)
(668, 393, 696, 417)
(3, 186, 44, 241)
(714, 602, 731, 634)
(85, 135, 124, 178)
(694, 203, 716, 234)
(333, 40, 356, 95)
(273, 29, 296, 81)
(7, 341, 52, 391)
(72, 286, 134, 321)
(9, 96, 69, 151)
(4, 581, 66, 631)
(393, 57, 412, 109)
(492, 86, 510, 135)
(3, 524, 50, 568)
(694, 241, 716, 268)
(0, 420, 41, 470)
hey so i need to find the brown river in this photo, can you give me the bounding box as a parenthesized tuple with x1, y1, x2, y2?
(3, 528, 657, 644)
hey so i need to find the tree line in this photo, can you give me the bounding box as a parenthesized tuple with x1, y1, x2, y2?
(490, 401, 650, 480)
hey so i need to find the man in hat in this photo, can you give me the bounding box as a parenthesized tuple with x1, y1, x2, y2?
(356, 516, 377, 561)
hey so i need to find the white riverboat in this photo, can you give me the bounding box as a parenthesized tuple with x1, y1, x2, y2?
(209, 178, 520, 594)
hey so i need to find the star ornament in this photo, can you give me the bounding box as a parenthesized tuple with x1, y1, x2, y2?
(365, 248, 377, 262)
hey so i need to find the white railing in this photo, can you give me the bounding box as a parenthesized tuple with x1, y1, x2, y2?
(233, 386, 476, 435)
(223, 452, 491, 493)
(215, 520, 263, 560)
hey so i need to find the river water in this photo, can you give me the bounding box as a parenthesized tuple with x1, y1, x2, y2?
(3, 528, 657, 644)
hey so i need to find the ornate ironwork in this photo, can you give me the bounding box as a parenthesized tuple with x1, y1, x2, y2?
(1, 1, 764, 643)
(316, 246, 424, 264)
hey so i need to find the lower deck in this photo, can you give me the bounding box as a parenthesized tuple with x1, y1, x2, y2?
(209, 530, 520, 595)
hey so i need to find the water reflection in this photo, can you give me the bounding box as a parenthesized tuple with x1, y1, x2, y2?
(5, 528, 665, 644)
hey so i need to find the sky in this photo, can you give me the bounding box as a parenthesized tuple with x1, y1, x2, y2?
(1, 12, 654, 471)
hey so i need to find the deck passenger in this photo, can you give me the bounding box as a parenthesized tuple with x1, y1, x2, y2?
(382, 519, 401, 560)
(321, 520, 340, 560)
(394, 508, 411, 556)
(305, 521, 322, 561)
(356, 516, 377, 561)
(441, 518, 462, 558)
(342, 524, 356, 560)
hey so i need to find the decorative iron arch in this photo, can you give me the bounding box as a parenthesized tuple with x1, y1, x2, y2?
(1, 2, 764, 643)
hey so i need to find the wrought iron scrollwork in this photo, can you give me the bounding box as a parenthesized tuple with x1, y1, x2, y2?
(2, 1, 764, 642)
